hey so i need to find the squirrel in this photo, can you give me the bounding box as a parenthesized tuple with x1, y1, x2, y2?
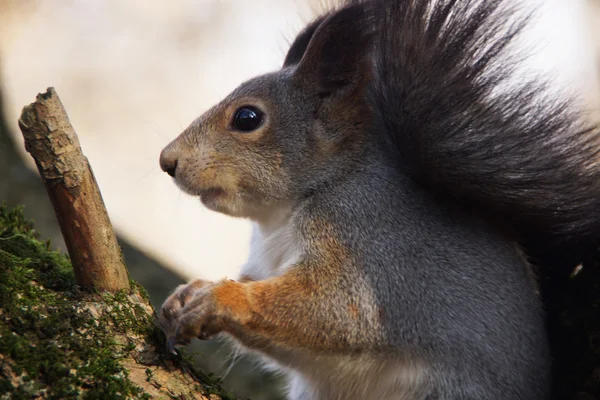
(157, 0, 600, 399)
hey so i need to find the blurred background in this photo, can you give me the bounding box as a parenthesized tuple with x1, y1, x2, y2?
(0, 0, 598, 399)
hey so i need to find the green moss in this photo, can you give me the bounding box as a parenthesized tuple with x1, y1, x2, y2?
(0, 205, 146, 398)
(0, 205, 235, 399)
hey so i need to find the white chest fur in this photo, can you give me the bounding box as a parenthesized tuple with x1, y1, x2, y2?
(239, 213, 301, 281)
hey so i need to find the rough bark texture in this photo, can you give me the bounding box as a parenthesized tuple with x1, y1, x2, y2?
(17, 87, 129, 292)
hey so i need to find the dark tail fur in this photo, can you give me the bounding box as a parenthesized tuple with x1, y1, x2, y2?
(363, 0, 600, 255)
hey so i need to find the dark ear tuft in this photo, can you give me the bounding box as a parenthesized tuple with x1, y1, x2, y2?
(283, 15, 327, 67)
(294, 4, 374, 94)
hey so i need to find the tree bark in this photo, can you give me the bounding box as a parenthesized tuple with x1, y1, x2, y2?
(17, 87, 130, 292)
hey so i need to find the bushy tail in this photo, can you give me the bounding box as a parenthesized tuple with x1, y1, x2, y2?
(367, 0, 600, 253)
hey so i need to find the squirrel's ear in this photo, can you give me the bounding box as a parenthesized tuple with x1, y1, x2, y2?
(283, 15, 327, 67)
(292, 4, 374, 94)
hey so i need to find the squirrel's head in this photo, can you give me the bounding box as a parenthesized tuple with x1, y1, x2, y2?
(160, 4, 374, 219)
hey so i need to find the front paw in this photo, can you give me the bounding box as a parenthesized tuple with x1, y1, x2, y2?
(175, 285, 227, 343)
(158, 279, 212, 351)
(161, 282, 232, 354)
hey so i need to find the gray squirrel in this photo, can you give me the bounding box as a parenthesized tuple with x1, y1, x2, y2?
(157, 0, 600, 398)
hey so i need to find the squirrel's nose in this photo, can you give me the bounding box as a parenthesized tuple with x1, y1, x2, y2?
(160, 146, 179, 178)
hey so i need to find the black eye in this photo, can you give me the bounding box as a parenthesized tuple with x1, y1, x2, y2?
(232, 106, 263, 132)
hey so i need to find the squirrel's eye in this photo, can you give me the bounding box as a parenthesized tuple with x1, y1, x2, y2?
(232, 107, 263, 132)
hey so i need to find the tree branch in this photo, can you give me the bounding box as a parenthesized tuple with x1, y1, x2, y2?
(17, 87, 130, 292)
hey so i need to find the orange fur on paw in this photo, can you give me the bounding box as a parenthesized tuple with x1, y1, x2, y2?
(212, 280, 253, 323)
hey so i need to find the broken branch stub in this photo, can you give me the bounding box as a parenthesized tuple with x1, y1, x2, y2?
(18, 87, 130, 292)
